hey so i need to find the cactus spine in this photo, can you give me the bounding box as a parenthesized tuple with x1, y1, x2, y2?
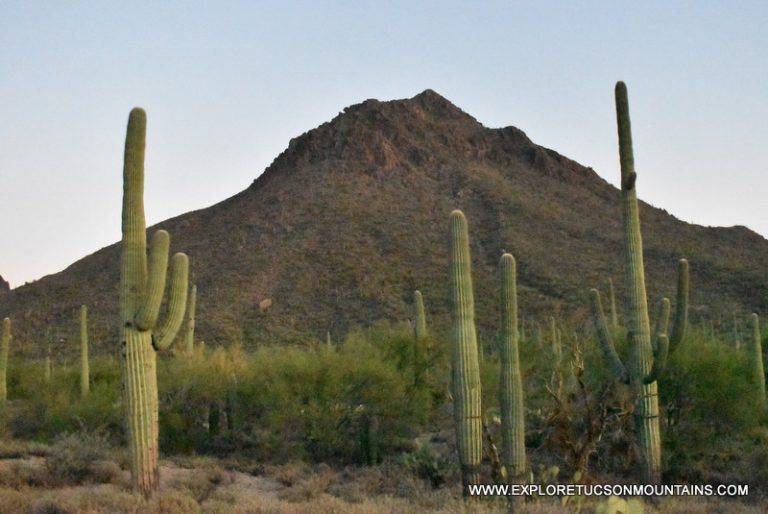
(498, 254, 526, 489)
(0, 318, 10, 404)
(119, 108, 189, 496)
(748, 314, 766, 402)
(80, 305, 90, 398)
(185, 284, 197, 354)
(449, 210, 482, 495)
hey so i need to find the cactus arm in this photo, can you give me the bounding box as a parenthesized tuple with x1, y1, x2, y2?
(135, 230, 170, 330)
(644, 298, 670, 384)
(120, 108, 148, 320)
(449, 210, 483, 494)
(498, 253, 526, 485)
(668, 259, 689, 352)
(185, 284, 197, 354)
(153, 253, 189, 351)
(589, 289, 629, 384)
(651, 298, 671, 353)
(608, 278, 619, 330)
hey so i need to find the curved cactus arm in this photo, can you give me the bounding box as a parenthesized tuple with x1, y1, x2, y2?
(644, 334, 669, 385)
(135, 230, 170, 330)
(668, 259, 689, 352)
(589, 289, 629, 384)
(153, 253, 189, 351)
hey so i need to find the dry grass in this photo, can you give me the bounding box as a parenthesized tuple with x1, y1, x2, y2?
(0, 439, 765, 513)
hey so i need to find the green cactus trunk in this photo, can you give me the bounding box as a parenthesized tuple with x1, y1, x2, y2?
(119, 108, 189, 496)
(413, 290, 427, 387)
(80, 305, 90, 398)
(498, 254, 526, 489)
(185, 285, 197, 354)
(0, 318, 10, 404)
(449, 210, 483, 495)
(615, 82, 661, 484)
(749, 314, 766, 402)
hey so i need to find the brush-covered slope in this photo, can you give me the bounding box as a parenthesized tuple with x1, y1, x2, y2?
(3, 90, 768, 356)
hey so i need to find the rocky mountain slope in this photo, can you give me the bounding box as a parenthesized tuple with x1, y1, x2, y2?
(3, 90, 767, 356)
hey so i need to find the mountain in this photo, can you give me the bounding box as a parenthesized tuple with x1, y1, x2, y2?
(3, 89, 768, 356)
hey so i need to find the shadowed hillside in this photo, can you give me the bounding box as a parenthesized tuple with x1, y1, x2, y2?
(2, 89, 767, 355)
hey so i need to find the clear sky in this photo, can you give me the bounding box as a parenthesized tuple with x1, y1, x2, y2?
(1, 1, 766, 288)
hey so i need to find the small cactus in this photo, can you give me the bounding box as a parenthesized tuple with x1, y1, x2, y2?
(748, 314, 766, 402)
(80, 305, 90, 398)
(449, 210, 483, 495)
(0, 318, 10, 404)
(413, 290, 428, 387)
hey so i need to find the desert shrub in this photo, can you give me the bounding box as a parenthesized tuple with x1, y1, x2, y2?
(213, 324, 436, 464)
(45, 431, 114, 485)
(401, 442, 456, 488)
(5, 356, 122, 443)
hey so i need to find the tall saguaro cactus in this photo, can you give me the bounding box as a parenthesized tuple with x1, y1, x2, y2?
(80, 305, 90, 398)
(615, 80, 660, 483)
(0, 318, 10, 404)
(120, 108, 189, 496)
(449, 210, 483, 495)
(498, 254, 526, 490)
(588, 82, 690, 484)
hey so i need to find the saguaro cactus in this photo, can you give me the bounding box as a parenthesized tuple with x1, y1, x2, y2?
(668, 259, 689, 352)
(119, 108, 189, 496)
(449, 210, 483, 495)
(0, 318, 10, 404)
(588, 82, 689, 484)
(748, 314, 766, 402)
(498, 254, 526, 490)
(413, 290, 427, 387)
(80, 305, 90, 398)
(185, 284, 197, 354)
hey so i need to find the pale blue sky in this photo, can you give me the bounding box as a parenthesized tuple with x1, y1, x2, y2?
(1, 1, 766, 287)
